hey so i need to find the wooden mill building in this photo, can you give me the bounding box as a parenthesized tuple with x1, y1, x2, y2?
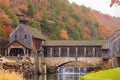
(4, 24, 45, 56)
(4, 24, 120, 67)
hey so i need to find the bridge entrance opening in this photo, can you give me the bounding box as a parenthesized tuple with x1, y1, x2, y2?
(58, 61, 93, 68)
(9, 48, 24, 56)
(117, 57, 120, 67)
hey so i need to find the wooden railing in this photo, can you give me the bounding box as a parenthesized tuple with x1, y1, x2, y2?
(102, 53, 109, 58)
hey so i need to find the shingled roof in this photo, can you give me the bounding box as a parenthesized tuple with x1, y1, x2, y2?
(22, 24, 46, 40)
(44, 40, 108, 49)
(4, 40, 32, 49)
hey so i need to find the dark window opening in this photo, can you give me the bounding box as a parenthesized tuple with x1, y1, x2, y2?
(9, 48, 24, 56)
(14, 35, 17, 39)
(24, 35, 27, 39)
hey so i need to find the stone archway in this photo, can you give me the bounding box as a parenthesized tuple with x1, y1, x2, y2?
(58, 61, 93, 68)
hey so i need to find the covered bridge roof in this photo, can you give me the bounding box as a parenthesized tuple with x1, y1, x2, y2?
(44, 40, 108, 49)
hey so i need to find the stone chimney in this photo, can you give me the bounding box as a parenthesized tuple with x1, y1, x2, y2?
(16, 13, 29, 24)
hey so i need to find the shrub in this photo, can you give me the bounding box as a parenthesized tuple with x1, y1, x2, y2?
(0, 70, 23, 80)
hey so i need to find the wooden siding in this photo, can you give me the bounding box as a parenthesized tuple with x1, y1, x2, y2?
(109, 29, 120, 58)
(7, 24, 44, 57)
(10, 24, 32, 48)
(32, 38, 42, 55)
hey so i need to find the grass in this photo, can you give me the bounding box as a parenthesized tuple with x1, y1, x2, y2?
(0, 70, 23, 80)
(81, 68, 120, 80)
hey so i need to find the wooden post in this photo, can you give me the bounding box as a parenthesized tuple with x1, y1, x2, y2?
(84, 47, 86, 57)
(24, 48, 26, 56)
(75, 47, 78, 60)
(75, 47, 78, 66)
(40, 48, 47, 74)
(67, 47, 69, 57)
(58, 47, 61, 57)
(93, 47, 95, 57)
(8, 48, 10, 56)
(42, 63, 47, 74)
(35, 51, 40, 74)
(5, 49, 7, 56)
(76, 47, 78, 57)
(50, 47, 53, 57)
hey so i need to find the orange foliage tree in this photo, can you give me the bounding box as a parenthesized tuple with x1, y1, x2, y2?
(82, 27, 92, 40)
(0, 24, 12, 37)
(110, 0, 120, 7)
(0, 9, 12, 25)
(60, 29, 69, 40)
(84, 27, 91, 36)
(0, 0, 11, 6)
(98, 23, 112, 39)
(2, 26, 12, 36)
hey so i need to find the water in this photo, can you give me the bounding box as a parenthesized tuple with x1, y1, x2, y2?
(34, 73, 81, 80)
(57, 67, 88, 75)
(33, 67, 91, 80)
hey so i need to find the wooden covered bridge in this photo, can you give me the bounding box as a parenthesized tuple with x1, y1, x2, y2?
(4, 24, 120, 70)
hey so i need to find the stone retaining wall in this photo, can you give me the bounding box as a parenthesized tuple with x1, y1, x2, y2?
(44, 57, 102, 67)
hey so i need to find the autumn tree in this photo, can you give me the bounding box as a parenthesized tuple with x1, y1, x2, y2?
(0, 9, 11, 25)
(82, 27, 92, 40)
(0, 0, 11, 7)
(60, 29, 69, 40)
(2, 26, 12, 36)
(98, 23, 111, 39)
(110, 0, 120, 7)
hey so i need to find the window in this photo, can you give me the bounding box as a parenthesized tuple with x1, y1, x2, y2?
(61, 47, 67, 57)
(14, 35, 17, 39)
(53, 47, 59, 57)
(78, 47, 84, 57)
(69, 47, 76, 57)
(24, 35, 27, 39)
(86, 47, 93, 57)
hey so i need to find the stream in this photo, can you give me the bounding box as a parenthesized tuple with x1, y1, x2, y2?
(32, 67, 92, 80)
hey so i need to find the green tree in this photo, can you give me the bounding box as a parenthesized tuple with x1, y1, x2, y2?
(27, 0, 36, 17)
(0, 27, 8, 54)
(11, 15, 19, 27)
(31, 20, 41, 30)
(2, 6, 19, 27)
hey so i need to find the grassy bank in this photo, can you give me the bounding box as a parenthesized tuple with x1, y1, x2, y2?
(81, 68, 120, 80)
(0, 70, 23, 80)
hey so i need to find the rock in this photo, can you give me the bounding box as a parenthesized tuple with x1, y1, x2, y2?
(0, 59, 2, 61)
(1, 61, 35, 79)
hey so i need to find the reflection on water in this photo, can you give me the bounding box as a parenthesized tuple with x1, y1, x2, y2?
(57, 74, 81, 80)
(34, 67, 92, 80)
(35, 74, 81, 80)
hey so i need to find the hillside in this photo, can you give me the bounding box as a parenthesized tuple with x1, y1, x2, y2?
(0, 0, 120, 44)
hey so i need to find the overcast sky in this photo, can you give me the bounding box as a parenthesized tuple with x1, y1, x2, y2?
(68, 0, 120, 17)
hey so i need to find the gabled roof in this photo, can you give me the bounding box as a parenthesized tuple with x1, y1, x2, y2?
(108, 27, 120, 39)
(4, 40, 32, 49)
(44, 40, 108, 49)
(21, 24, 46, 40)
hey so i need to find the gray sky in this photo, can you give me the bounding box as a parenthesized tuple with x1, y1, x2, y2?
(68, 0, 120, 17)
